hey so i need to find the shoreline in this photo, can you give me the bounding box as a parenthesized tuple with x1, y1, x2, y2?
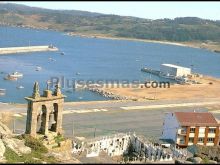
(67, 32, 192, 48)
(1, 24, 219, 53)
(67, 32, 220, 53)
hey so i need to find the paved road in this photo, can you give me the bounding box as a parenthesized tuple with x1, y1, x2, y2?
(1, 97, 220, 113)
(3, 98, 220, 140)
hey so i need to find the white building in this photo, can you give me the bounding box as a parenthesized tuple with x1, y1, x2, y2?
(72, 132, 188, 162)
(86, 133, 131, 157)
(161, 112, 220, 148)
(160, 64, 191, 77)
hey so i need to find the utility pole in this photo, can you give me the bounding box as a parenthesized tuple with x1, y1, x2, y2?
(13, 118, 15, 134)
(154, 87, 156, 100)
(72, 120, 74, 139)
(94, 127, 96, 138)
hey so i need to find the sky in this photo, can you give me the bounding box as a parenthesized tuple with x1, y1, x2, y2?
(4, 1, 220, 20)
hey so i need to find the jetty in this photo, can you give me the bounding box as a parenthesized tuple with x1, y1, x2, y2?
(0, 45, 58, 55)
(141, 67, 160, 76)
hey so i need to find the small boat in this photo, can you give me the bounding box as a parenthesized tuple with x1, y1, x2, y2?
(4, 75, 18, 81)
(16, 85, 24, 89)
(49, 58, 56, 62)
(78, 96, 83, 100)
(76, 72, 80, 75)
(8, 72, 23, 78)
(0, 89, 6, 96)
(35, 66, 42, 71)
(60, 52, 65, 55)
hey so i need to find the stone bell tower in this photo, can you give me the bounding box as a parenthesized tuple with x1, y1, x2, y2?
(25, 81, 66, 137)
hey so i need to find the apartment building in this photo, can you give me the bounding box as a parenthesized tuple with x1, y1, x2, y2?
(161, 112, 220, 148)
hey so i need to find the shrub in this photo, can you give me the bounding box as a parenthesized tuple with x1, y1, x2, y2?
(4, 147, 23, 163)
(54, 134, 65, 144)
(23, 135, 48, 153)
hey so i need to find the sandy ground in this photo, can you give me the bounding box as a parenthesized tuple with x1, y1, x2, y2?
(100, 75, 220, 101)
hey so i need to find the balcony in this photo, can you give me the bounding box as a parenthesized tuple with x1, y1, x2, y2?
(178, 129, 187, 135)
(177, 140, 186, 145)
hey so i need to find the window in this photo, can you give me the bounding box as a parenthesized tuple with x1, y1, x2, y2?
(198, 138, 204, 143)
(209, 128, 216, 133)
(207, 138, 215, 143)
(189, 138, 194, 143)
(199, 127, 205, 133)
(180, 127, 187, 134)
(190, 128, 196, 133)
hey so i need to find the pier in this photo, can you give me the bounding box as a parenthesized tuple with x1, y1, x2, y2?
(0, 45, 58, 55)
(141, 67, 160, 76)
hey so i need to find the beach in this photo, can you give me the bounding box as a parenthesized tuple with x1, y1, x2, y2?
(67, 32, 220, 53)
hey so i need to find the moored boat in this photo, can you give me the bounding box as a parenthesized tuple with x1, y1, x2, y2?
(16, 85, 24, 89)
(0, 89, 6, 96)
(35, 66, 42, 71)
(8, 72, 23, 78)
(4, 75, 18, 81)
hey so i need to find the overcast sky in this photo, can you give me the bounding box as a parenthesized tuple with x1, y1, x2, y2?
(5, 1, 220, 20)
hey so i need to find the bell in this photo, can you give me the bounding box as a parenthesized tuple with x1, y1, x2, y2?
(37, 114, 42, 126)
(49, 113, 56, 124)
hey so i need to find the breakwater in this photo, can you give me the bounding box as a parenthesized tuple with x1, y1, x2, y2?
(87, 87, 133, 100)
(0, 45, 58, 55)
(141, 67, 160, 76)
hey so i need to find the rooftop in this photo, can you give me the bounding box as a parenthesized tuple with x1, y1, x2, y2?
(161, 63, 191, 70)
(174, 112, 219, 127)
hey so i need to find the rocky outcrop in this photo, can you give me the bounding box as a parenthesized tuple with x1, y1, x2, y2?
(208, 160, 218, 164)
(0, 121, 31, 161)
(187, 145, 220, 162)
(87, 87, 135, 100)
(0, 121, 12, 137)
(0, 139, 6, 160)
(3, 138, 31, 156)
(46, 151, 81, 163)
(175, 160, 193, 164)
(186, 157, 202, 164)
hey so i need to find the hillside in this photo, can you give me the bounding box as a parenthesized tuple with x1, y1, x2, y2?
(1, 3, 220, 47)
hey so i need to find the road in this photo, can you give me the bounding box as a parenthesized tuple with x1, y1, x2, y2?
(1, 98, 220, 140)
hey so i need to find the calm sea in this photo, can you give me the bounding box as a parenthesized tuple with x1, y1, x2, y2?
(0, 26, 220, 103)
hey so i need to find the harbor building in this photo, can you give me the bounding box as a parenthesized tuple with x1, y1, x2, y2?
(160, 64, 191, 77)
(161, 112, 220, 148)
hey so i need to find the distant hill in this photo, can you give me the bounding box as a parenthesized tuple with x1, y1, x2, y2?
(1, 3, 220, 42)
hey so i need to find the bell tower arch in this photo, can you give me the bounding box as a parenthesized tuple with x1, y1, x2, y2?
(25, 81, 66, 137)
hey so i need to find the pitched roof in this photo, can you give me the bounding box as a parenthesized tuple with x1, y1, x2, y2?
(174, 112, 219, 127)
